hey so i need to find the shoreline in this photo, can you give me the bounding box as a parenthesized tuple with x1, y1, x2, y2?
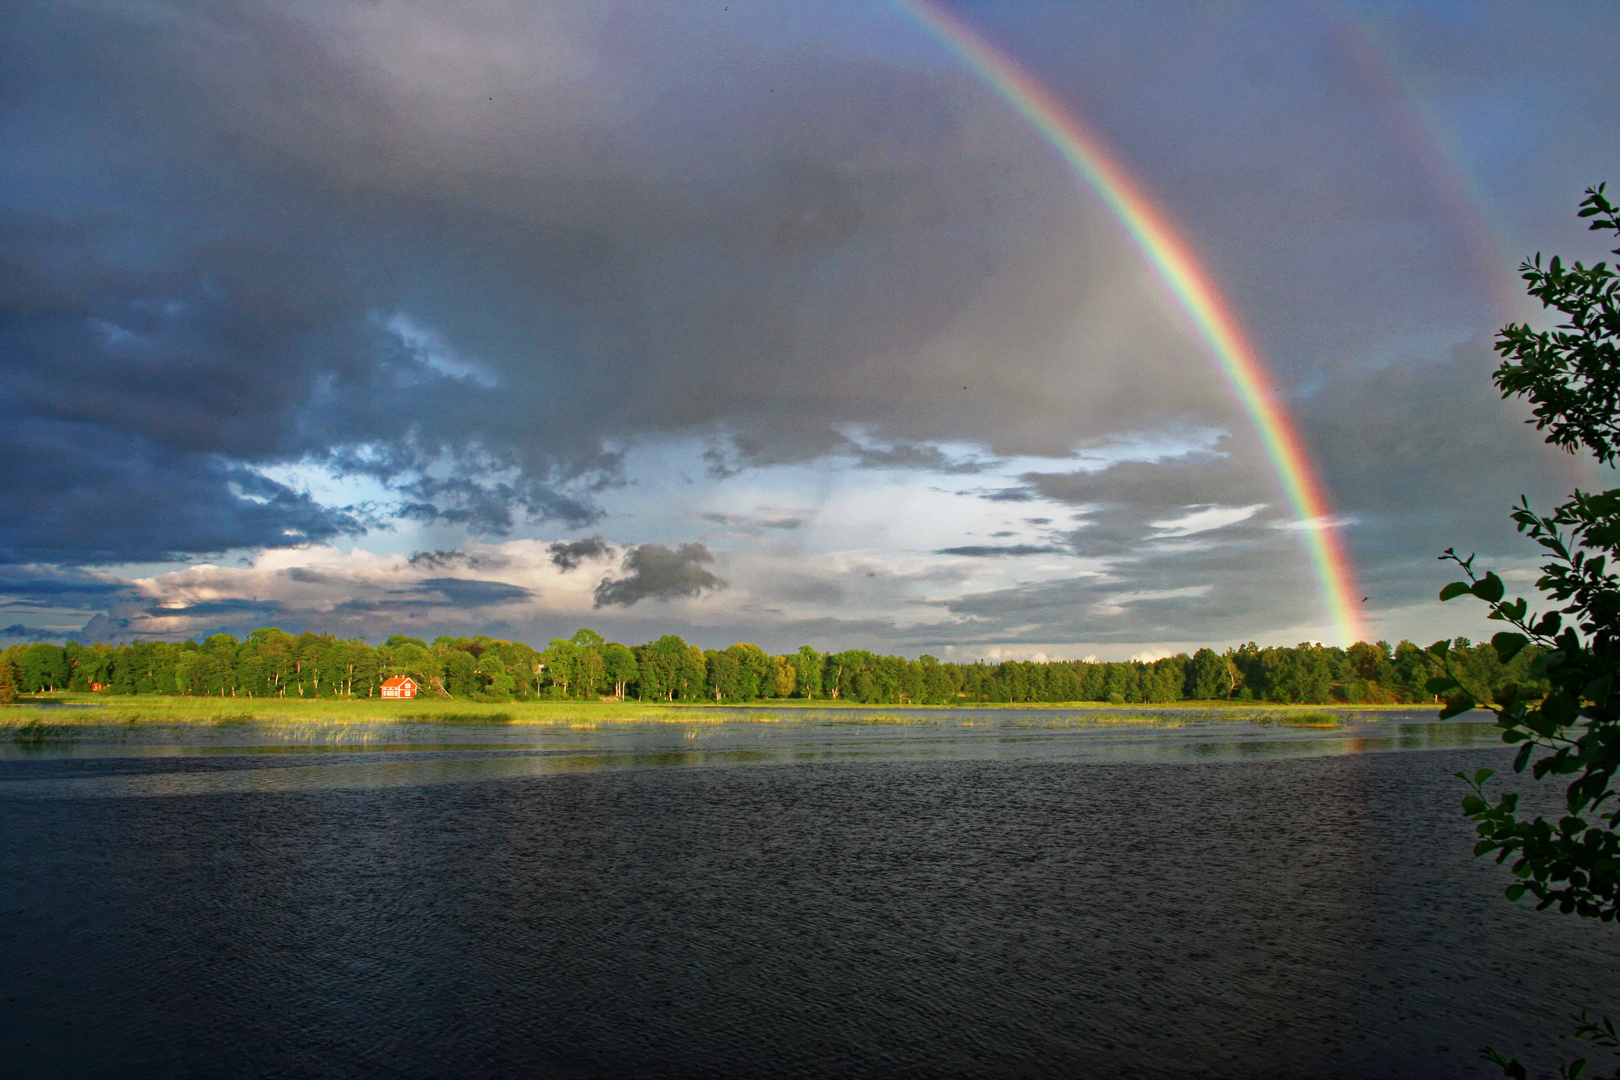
(0, 693, 1448, 730)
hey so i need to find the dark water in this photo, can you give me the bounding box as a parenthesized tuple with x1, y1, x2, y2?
(2, 712, 1615, 1079)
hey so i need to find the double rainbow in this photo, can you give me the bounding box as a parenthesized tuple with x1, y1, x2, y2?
(902, 1, 1368, 645)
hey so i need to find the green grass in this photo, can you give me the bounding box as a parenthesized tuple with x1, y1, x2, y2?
(1256, 711, 1344, 728)
(0, 694, 690, 728)
(0, 693, 1405, 733)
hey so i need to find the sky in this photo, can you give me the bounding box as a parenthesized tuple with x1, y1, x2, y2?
(1, 0, 1617, 660)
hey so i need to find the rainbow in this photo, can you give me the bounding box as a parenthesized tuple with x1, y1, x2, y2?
(900, 0, 1369, 645)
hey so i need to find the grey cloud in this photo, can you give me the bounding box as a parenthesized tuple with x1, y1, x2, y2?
(594, 543, 725, 608)
(77, 613, 132, 644)
(936, 545, 1064, 557)
(548, 536, 612, 571)
(330, 577, 533, 613)
(416, 578, 534, 607)
(406, 550, 479, 570)
(0, 0, 1247, 568)
(700, 513, 804, 531)
(1300, 342, 1580, 601)
(1, 623, 66, 642)
(1020, 446, 1267, 511)
(0, 576, 127, 601)
(0, 1, 1615, 651)
(703, 448, 743, 481)
(146, 598, 281, 618)
(851, 442, 986, 473)
(937, 528, 1317, 645)
(0, 418, 367, 564)
(765, 575, 845, 605)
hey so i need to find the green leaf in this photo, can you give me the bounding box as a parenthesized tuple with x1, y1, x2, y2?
(1472, 572, 1506, 603)
(1474, 768, 1494, 784)
(1513, 742, 1534, 772)
(1439, 581, 1473, 601)
(1440, 694, 1476, 720)
(1492, 632, 1530, 663)
(1505, 883, 1528, 901)
(1426, 676, 1460, 695)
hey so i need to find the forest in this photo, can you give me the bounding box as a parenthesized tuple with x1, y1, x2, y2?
(0, 626, 1542, 707)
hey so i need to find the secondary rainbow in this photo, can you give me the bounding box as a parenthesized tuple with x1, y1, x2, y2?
(901, 0, 1368, 645)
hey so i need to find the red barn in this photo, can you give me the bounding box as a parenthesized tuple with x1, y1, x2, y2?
(380, 676, 417, 699)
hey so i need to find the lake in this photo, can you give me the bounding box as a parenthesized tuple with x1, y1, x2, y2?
(2, 708, 1615, 1078)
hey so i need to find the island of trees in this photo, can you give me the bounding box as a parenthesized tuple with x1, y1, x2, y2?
(0, 627, 1542, 707)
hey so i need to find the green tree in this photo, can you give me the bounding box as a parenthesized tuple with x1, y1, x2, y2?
(792, 645, 822, 699)
(1435, 185, 1620, 1079)
(1185, 648, 1231, 700)
(576, 646, 607, 699)
(706, 649, 740, 701)
(636, 635, 705, 701)
(541, 638, 580, 697)
(570, 627, 606, 649)
(917, 654, 956, 704)
(441, 649, 478, 697)
(724, 643, 772, 700)
(603, 643, 637, 700)
(770, 655, 796, 698)
(0, 653, 18, 704)
(20, 643, 70, 693)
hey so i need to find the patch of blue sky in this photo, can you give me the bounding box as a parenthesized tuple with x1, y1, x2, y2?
(382, 312, 500, 388)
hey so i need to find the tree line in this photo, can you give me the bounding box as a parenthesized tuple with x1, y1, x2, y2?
(0, 627, 1545, 706)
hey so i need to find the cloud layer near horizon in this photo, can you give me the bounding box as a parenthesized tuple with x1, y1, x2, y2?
(1, 1, 1616, 656)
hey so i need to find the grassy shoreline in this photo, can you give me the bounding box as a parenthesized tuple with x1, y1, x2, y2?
(0, 692, 1434, 730)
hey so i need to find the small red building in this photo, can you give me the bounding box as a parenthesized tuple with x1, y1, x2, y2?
(380, 676, 418, 699)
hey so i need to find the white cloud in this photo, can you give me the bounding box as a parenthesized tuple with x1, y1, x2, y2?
(1148, 503, 1266, 538)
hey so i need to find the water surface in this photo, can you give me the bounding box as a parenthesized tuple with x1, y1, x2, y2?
(3, 709, 1613, 1078)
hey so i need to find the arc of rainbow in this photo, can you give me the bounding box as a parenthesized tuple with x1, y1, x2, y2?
(900, 0, 1369, 645)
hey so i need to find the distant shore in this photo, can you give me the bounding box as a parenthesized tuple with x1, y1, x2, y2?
(0, 692, 1442, 730)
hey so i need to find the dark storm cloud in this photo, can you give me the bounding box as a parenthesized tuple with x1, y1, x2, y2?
(1300, 341, 1583, 598)
(0, 577, 126, 601)
(0, 418, 369, 565)
(0, 0, 1237, 567)
(594, 543, 725, 608)
(548, 536, 612, 572)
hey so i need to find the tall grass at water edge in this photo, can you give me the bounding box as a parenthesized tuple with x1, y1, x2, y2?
(0, 693, 1376, 748)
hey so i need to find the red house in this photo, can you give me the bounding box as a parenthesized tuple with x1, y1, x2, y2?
(380, 675, 418, 699)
